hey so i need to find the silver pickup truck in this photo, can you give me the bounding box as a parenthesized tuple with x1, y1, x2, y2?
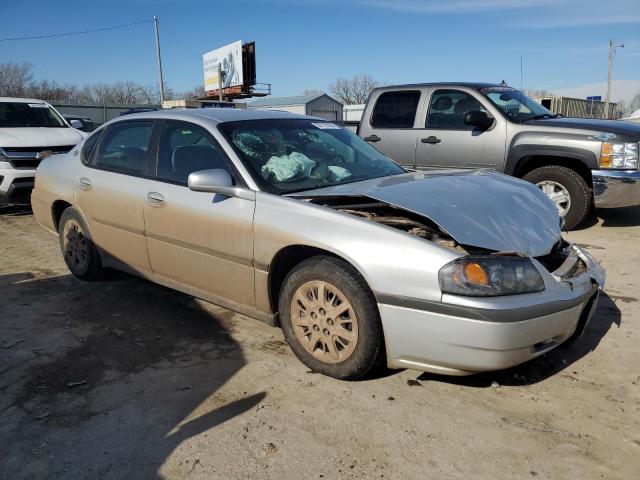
(358, 83, 640, 229)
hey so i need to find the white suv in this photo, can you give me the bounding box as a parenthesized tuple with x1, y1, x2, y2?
(0, 97, 86, 205)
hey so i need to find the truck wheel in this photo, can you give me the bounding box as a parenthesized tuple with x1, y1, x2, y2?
(523, 166, 591, 229)
(58, 207, 103, 280)
(278, 255, 385, 380)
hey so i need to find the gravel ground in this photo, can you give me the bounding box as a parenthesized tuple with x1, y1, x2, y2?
(1, 204, 639, 480)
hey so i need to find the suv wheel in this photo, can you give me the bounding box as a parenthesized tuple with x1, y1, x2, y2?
(58, 207, 103, 280)
(278, 256, 385, 380)
(523, 166, 591, 229)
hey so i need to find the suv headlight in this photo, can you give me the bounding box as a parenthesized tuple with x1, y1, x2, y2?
(600, 142, 638, 169)
(439, 256, 545, 297)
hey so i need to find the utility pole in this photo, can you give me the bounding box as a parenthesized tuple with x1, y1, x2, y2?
(605, 36, 624, 119)
(520, 56, 523, 91)
(217, 64, 223, 101)
(153, 16, 165, 104)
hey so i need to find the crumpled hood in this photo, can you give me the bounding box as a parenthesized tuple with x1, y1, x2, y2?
(0, 127, 84, 148)
(293, 170, 561, 257)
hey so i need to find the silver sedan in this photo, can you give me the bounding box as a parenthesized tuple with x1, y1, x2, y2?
(31, 109, 605, 380)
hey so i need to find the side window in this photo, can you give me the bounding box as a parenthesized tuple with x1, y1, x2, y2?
(371, 91, 421, 128)
(155, 121, 232, 184)
(93, 121, 154, 175)
(80, 129, 102, 165)
(426, 90, 486, 129)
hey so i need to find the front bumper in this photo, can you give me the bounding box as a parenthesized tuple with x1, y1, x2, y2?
(377, 246, 604, 376)
(0, 164, 35, 205)
(592, 169, 640, 208)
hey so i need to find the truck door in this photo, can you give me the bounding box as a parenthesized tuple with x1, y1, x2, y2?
(415, 89, 507, 171)
(359, 90, 422, 168)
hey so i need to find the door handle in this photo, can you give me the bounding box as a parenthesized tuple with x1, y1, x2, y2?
(421, 136, 441, 144)
(145, 191, 165, 207)
(77, 177, 92, 191)
(364, 135, 381, 142)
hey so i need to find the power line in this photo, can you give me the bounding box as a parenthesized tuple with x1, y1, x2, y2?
(0, 19, 151, 42)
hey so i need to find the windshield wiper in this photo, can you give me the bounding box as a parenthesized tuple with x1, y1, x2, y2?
(522, 113, 560, 123)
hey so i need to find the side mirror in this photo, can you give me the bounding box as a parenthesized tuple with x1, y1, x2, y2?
(464, 111, 494, 129)
(187, 169, 255, 200)
(70, 119, 83, 129)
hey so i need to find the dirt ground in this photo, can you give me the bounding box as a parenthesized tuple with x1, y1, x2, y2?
(1, 204, 639, 480)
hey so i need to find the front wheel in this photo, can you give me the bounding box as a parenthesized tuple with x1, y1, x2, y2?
(523, 166, 591, 230)
(278, 256, 385, 380)
(58, 207, 103, 280)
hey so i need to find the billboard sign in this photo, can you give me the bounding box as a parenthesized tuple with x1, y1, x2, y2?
(203, 40, 243, 91)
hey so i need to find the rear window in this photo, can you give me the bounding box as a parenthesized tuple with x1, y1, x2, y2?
(371, 91, 421, 128)
(0, 102, 67, 128)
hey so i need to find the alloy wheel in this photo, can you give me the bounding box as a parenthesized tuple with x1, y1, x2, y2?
(537, 180, 571, 217)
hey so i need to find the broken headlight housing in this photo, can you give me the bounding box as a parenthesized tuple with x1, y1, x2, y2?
(439, 256, 545, 297)
(600, 142, 639, 169)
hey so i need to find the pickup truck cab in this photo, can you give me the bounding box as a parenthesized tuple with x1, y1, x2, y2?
(0, 97, 86, 205)
(358, 83, 640, 229)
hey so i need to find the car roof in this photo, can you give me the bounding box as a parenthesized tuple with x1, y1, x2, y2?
(110, 108, 314, 125)
(374, 82, 504, 91)
(0, 97, 49, 104)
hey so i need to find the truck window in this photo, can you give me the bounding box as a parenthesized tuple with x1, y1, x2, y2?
(426, 90, 486, 129)
(371, 91, 420, 128)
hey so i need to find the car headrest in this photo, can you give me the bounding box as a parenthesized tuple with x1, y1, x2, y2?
(454, 99, 471, 115)
(432, 96, 452, 111)
(171, 145, 228, 178)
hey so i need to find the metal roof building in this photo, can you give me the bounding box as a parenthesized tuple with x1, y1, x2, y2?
(247, 93, 343, 121)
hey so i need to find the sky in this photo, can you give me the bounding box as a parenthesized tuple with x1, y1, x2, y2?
(1, 0, 639, 102)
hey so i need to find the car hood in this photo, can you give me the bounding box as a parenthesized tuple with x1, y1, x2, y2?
(530, 117, 640, 139)
(0, 127, 84, 147)
(291, 170, 561, 257)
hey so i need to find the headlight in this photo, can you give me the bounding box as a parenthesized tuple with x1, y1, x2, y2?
(600, 142, 638, 169)
(439, 256, 545, 297)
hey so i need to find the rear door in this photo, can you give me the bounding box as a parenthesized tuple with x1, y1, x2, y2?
(415, 88, 507, 170)
(75, 120, 156, 274)
(143, 120, 256, 306)
(359, 90, 423, 168)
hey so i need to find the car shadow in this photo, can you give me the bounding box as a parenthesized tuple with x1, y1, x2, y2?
(0, 271, 265, 479)
(597, 205, 640, 227)
(0, 203, 32, 216)
(416, 292, 621, 388)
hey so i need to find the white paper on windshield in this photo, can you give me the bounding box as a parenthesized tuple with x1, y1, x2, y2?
(28, 103, 49, 108)
(311, 122, 340, 130)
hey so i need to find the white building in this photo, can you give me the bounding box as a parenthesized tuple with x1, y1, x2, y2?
(247, 94, 343, 121)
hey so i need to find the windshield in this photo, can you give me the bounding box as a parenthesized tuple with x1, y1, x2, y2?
(480, 87, 555, 123)
(0, 102, 67, 128)
(219, 119, 405, 194)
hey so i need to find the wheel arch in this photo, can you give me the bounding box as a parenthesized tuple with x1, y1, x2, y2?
(267, 244, 372, 315)
(511, 153, 594, 188)
(51, 200, 73, 232)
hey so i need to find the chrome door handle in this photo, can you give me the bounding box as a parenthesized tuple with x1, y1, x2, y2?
(145, 191, 165, 207)
(77, 177, 92, 190)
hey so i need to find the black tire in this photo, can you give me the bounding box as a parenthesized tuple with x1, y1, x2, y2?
(58, 207, 103, 280)
(523, 166, 591, 230)
(278, 255, 385, 380)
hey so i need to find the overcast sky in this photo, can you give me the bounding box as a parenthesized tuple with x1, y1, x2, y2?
(1, 0, 639, 101)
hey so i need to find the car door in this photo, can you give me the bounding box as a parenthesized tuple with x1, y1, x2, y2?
(143, 120, 255, 307)
(360, 90, 422, 168)
(415, 88, 507, 171)
(75, 119, 156, 274)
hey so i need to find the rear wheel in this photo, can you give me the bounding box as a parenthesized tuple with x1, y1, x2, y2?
(58, 207, 103, 280)
(523, 166, 591, 229)
(278, 256, 384, 380)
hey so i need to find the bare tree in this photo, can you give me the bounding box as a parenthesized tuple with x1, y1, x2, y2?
(329, 74, 379, 105)
(0, 61, 34, 97)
